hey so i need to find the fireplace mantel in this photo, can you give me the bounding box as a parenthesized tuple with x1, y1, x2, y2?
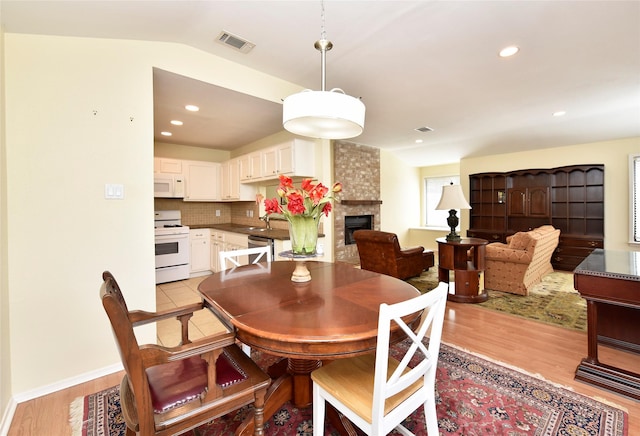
(340, 200, 383, 205)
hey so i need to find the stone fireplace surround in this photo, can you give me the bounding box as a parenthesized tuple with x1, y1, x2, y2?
(333, 141, 381, 264)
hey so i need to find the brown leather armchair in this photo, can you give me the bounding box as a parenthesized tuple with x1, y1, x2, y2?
(354, 230, 426, 280)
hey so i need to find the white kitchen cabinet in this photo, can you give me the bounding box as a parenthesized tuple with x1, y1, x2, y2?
(184, 160, 220, 202)
(154, 157, 183, 174)
(210, 231, 225, 272)
(262, 139, 315, 180)
(239, 152, 263, 181)
(190, 229, 211, 276)
(221, 158, 257, 201)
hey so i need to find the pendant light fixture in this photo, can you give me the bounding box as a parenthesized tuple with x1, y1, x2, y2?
(282, 1, 365, 139)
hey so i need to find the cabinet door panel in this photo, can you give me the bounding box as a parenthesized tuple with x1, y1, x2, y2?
(507, 188, 527, 216)
(528, 186, 550, 217)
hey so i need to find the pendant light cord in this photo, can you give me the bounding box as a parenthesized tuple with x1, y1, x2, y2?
(315, 0, 332, 91)
(320, 0, 326, 41)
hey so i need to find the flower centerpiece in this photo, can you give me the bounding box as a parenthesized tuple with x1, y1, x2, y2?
(264, 174, 342, 256)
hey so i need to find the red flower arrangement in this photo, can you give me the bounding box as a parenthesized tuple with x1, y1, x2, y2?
(264, 175, 342, 220)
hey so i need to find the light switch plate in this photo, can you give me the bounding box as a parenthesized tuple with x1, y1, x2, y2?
(105, 183, 124, 199)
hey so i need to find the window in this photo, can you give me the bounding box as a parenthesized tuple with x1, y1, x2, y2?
(631, 154, 640, 243)
(425, 175, 460, 228)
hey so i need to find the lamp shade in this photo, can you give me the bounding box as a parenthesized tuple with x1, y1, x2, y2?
(436, 184, 471, 210)
(283, 89, 365, 139)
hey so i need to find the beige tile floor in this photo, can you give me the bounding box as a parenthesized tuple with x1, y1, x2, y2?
(155, 274, 230, 346)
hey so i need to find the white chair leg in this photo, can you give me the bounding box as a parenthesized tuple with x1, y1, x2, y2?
(312, 384, 325, 436)
(424, 400, 439, 436)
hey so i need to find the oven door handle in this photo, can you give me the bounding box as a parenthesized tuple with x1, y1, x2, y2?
(155, 233, 189, 241)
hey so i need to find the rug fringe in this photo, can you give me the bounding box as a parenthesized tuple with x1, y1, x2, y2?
(69, 395, 85, 436)
(441, 341, 629, 413)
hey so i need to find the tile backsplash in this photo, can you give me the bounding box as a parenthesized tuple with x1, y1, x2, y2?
(154, 198, 290, 229)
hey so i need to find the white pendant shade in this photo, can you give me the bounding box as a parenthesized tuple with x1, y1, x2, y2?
(436, 184, 472, 210)
(283, 89, 365, 139)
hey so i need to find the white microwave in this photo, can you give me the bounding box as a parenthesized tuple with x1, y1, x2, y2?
(154, 174, 185, 198)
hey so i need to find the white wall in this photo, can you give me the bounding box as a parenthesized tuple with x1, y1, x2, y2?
(3, 34, 303, 402)
(379, 149, 421, 247)
(154, 142, 230, 162)
(0, 21, 12, 426)
(410, 163, 461, 252)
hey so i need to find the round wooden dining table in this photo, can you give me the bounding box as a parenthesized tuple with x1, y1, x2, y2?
(197, 260, 421, 435)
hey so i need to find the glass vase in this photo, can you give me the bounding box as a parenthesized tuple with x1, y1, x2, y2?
(287, 215, 320, 256)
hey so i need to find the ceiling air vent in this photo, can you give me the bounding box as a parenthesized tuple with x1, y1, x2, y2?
(415, 126, 434, 133)
(216, 31, 255, 54)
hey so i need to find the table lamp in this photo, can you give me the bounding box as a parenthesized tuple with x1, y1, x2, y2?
(436, 182, 471, 241)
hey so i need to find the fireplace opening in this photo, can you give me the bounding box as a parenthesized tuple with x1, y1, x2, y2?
(345, 215, 374, 245)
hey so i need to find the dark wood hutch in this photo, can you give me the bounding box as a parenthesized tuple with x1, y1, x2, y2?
(467, 164, 604, 271)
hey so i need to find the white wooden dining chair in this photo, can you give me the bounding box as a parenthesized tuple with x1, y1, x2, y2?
(218, 246, 273, 355)
(219, 246, 272, 269)
(311, 282, 448, 436)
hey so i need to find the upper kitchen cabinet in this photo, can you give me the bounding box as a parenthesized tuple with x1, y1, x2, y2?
(239, 152, 263, 182)
(154, 157, 183, 175)
(221, 158, 256, 201)
(184, 160, 221, 202)
(262, 139, 315, 180)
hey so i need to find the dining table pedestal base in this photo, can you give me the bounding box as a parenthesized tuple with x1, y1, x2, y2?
(235, 357, 359, 436)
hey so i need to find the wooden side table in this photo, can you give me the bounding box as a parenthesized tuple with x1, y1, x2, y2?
(436, 237, 488, 303)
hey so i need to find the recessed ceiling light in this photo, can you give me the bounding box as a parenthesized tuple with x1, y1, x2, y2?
(170, 120, 183, 126)
(160, 131, 172, 136)
(553, 111, 566, 117)
(499, 46, 520, 57)
(415, 139, 424, 144)
(185, 105, 199, 112)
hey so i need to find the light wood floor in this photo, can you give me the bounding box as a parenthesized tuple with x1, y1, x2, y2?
(8, 302, 639, 435)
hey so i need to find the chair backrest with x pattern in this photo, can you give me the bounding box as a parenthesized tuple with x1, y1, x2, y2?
(219, 246, 272, 270)
(372, 283, 448, 428)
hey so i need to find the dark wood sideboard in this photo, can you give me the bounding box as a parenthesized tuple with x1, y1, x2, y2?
(467, 164, 604, 271)
(573, 249, 640, 400)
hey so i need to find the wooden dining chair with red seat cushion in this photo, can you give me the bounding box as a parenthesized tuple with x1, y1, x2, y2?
(100, 271, 270, 436)
(354, 230, 426, 280)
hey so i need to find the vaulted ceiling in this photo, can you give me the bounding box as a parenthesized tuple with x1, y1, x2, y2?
(2, 1, 639, 166)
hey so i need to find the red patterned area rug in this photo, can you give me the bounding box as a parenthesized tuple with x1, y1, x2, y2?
(70, 341, 627, 436)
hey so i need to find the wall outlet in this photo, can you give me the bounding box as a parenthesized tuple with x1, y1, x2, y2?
(249, 210, 254, 218)
(215, 210, 221, 217)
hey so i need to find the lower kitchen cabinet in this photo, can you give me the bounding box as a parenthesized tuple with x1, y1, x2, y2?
(189, 229, 211, 275)
(210, 231, 224, 272)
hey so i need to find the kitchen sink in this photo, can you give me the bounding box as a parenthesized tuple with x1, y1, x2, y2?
(244, 227, 268, 232)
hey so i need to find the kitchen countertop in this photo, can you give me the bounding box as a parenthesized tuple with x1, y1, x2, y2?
(188, 223, 324, 241)
(189, 223, 291, 240)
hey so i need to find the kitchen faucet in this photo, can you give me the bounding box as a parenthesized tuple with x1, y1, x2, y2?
(259, 214, 271, 230)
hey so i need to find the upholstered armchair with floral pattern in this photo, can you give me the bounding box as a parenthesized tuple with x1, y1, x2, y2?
(484, 225, 560, 295)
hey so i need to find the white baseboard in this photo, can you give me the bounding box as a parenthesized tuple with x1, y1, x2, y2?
(1, 363, 123, 434)
(12, 363, 123, 404)
(0, 396, 17, 436)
